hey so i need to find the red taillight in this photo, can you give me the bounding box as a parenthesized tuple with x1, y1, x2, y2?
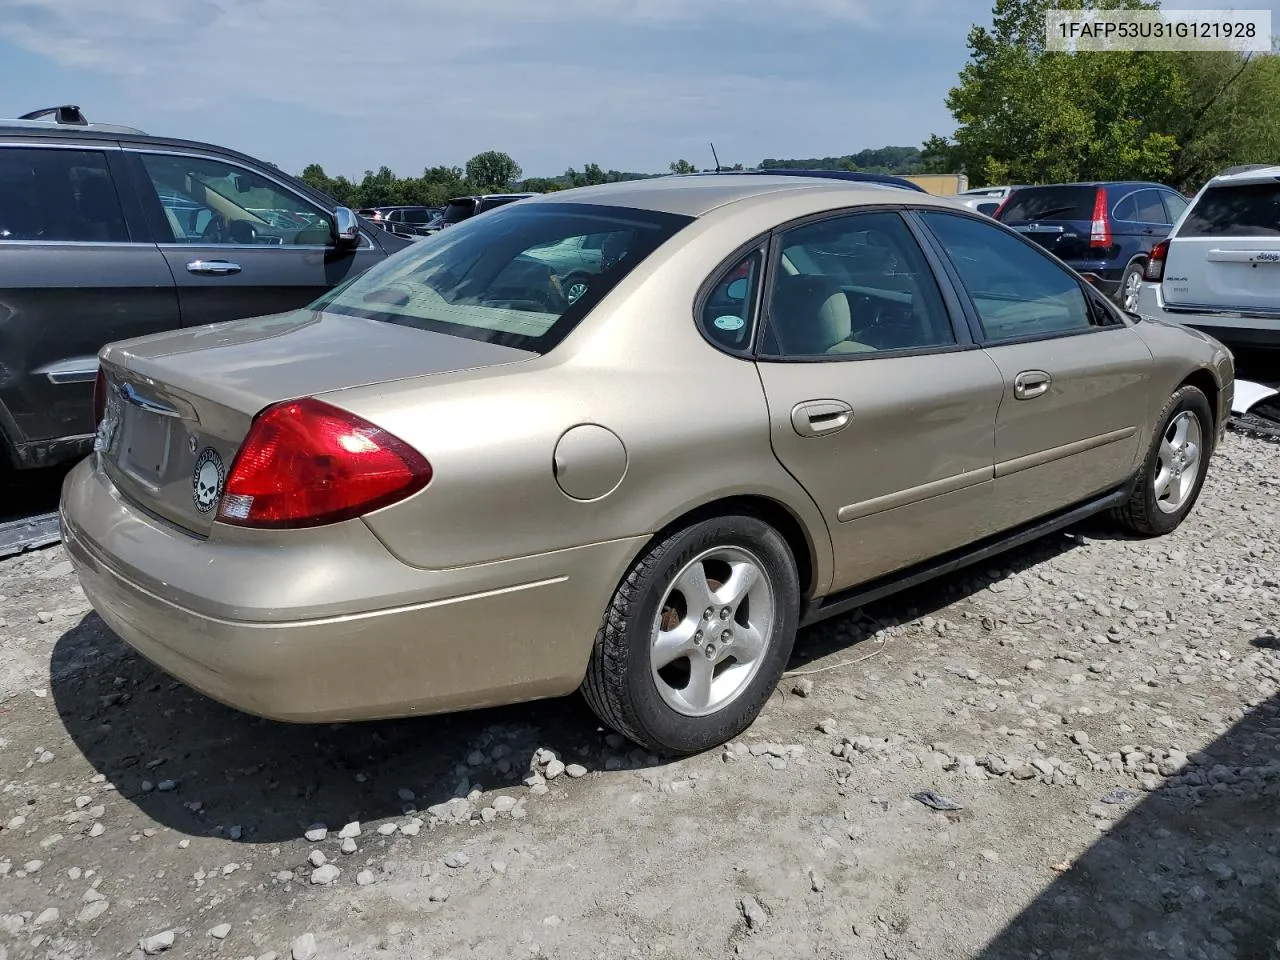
(1145, 239, 1169, 281)
(92, 368, 107, 427)
(992, 195, 1010, 220)
(1089, 186, 1111, 249)
(216, 398, 432, 529)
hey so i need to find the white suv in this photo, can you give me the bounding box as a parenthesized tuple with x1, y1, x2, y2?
(1136, 165, 1280, 349)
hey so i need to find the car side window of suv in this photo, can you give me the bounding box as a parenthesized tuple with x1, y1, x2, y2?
(1161, 191, 1189, 224)
(760, 211, 955, 358)
(0, 147, 129, 243)
(920, 211, 1093, 342)
(137, 153, 334, 246)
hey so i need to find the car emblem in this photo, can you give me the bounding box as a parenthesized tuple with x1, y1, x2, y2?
(192, 447, 226, 514)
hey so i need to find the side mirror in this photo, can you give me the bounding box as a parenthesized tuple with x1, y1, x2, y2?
(332, 207, 360, 247)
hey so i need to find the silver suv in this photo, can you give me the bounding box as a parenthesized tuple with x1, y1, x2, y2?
(1136, 165, 1280, 349)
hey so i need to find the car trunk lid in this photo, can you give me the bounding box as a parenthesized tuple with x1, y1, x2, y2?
(996, 185, 1102, 260)
(1161, 177, 1280, 315)
(95, 309, 535, 536)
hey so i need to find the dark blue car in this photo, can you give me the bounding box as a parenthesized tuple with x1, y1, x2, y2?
(995, 181, 1190, 312)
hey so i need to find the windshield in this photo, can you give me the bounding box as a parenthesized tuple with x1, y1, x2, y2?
(997, 185, 1097, 222)
(313, 202, 694, 353)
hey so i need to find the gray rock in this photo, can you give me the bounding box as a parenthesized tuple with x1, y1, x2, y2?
(140, 931, 176, 954)
(545, 759, 566, 780)
(208, 923, 232, 939)
(304, 824, 327, 842)
(377, 822, 397, 836)
(1071, 731, 1090, 746)
(291, 933, 318, 960)
(792, 677, 814, 697)
(809, 868, 825, 892)
(341, 837, 357, 854)
(739, 896, 768, 931)
(76, 899, 109, 923)
(33, 907, 59, 927)
(356, 869, 375, 886)
(338, 821, 361, 839)
(565, 763, 588, 778)
(444, 851, 470, 869)
(309, 864, 340, 885)
(308, 849, 327, 867)
(492, 795, 518, 813)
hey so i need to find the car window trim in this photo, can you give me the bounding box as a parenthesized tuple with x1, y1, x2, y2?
(913, 207, 1111, 346)
(129, 147, 376, 250)
(692, 233, 770, 359)
(0, 141, 139, 245)
(752, 205, 974, 363)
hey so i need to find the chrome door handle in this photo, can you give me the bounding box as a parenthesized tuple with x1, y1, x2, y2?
(186, 259, 242, 276)
(790, 399, 853, 438)
(1013, 370, 1052, 400)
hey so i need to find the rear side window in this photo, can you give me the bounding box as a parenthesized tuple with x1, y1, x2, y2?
(699, 249, 764, 353)
(0, 148, 128, 243)
(314, 202, 693, 353)
(1114, 189, 1168, 224)
(1179, 183, 1280, 237)
(997, 186, 1096, 223)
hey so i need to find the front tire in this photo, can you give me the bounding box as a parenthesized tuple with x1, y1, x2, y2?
(581, 514, 800, 755)
(1112, 385, 1213, 536)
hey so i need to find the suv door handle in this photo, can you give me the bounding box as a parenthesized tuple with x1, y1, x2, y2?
(1013, 370, 1052, 400)
(790, 399, 853, 437)
(186, 259, 242, 276)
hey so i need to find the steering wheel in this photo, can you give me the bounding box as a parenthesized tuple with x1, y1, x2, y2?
(201, 215, 228, 243)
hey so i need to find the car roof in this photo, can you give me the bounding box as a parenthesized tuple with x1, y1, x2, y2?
(522, 174, 961, 218)
(1208, 164, 1280, 186)
(698, 169, 928, 193)
(1010, 181, 1168, 190)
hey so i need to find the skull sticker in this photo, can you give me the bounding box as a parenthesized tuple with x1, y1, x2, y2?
(192, 447, 226, 514)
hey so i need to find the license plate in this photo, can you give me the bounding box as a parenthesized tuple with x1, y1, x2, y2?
(118, 406, 173, 480)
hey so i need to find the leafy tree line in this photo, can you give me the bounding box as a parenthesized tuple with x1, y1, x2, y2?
(299, 150, 910, 209)
(922, 0, 1280, 190)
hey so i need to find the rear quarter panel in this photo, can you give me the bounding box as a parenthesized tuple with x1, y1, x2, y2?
(321, 194, 853, 598)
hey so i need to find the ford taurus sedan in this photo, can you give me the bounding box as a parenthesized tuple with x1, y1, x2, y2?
(61, 175, 1235, 755)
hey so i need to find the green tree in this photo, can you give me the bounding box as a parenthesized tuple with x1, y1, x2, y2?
(465, 151, 522, 192)
(931, 0, 1280, 190)
(668, 159, 698, 175)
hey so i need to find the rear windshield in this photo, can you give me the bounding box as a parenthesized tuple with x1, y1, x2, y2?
(1179, 182, 1280, 237)
(997, 186, 1097, 222)
(312, 202, 694, 353)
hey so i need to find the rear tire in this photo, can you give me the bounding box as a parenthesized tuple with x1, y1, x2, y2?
(581, 514, 800, 755)
(1112, 385, 1213, 536)
(1117, 262, 1145, 312)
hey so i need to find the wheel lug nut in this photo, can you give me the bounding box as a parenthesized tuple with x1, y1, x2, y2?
(719, 607, 731, 620)
(704, 607, 714, 621)
(721, 630, 732, 643)
(694, 630, 703, 644)
(704, 643, 717, 659)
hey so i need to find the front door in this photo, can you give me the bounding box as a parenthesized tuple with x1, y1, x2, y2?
(127, 150, 384, 326)
(918, 210, 1153, 529)
(753, 209, 1005, 591)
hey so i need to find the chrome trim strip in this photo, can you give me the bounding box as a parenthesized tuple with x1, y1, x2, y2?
(837, 465, 993, 523)
(1161, 303, 1280, 320)
(34, 357, 100, 384)
(994, 426, 1137, 479)
(0, 141, 122, 150)
(119, 383, 181, 418)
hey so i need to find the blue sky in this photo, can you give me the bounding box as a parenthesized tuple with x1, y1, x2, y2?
(1, 0, 1275, 180)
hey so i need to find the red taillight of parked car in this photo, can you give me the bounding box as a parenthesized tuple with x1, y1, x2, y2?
(1089, 186, 1112, 249)
(1145, 239, 1170, 281)
(92, 368, 107, 428)
(216, 398, 433, 529)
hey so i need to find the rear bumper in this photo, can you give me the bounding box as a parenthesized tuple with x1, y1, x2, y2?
(60, 457, 645, 723)
(1135, 283, 1280, 347)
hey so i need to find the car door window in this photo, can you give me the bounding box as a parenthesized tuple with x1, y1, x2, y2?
(920, 211, 1092, 341)
(0, 147, 128, 243)
(1113, 193, 1139, 222)
(138, 153, 333, 246)
(1133, 189, 1168, 224)
(762, 211, 955, 357)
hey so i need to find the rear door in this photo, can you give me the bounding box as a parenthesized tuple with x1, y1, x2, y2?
(125, 149, 385, 326)
(918, 210, 1152, 529)
(751, 209, 1005, 591)
(1161, 176, 1280, 313)
(1111, 186, 1170, 254)
(996, 184, 1098, 261)
(0, 141, 178, 456)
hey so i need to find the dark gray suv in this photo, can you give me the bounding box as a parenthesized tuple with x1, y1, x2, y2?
(0, 106, 410, 473)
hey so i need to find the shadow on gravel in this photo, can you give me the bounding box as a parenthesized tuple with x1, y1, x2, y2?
(977, 691, 1280, 960)
(50, 612, 632, 843)
(49, 529, 1087, 844)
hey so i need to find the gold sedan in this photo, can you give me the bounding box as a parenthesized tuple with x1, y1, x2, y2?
(61, 175, 1234, 755)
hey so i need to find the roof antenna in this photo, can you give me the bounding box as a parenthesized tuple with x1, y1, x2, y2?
(709, 142, 722, 173)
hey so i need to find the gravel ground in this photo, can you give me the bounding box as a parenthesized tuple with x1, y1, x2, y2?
(1, 432, 1278, 960)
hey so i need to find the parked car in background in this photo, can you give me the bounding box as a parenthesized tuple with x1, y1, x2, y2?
(0, 105, 409, 473)
(64, 174, 1232, 756)
(422, 193, 536, 233)
(356, 205, 443, 238)
(995, 181, 1189, 312)
(1136, 164, 1280, 349)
